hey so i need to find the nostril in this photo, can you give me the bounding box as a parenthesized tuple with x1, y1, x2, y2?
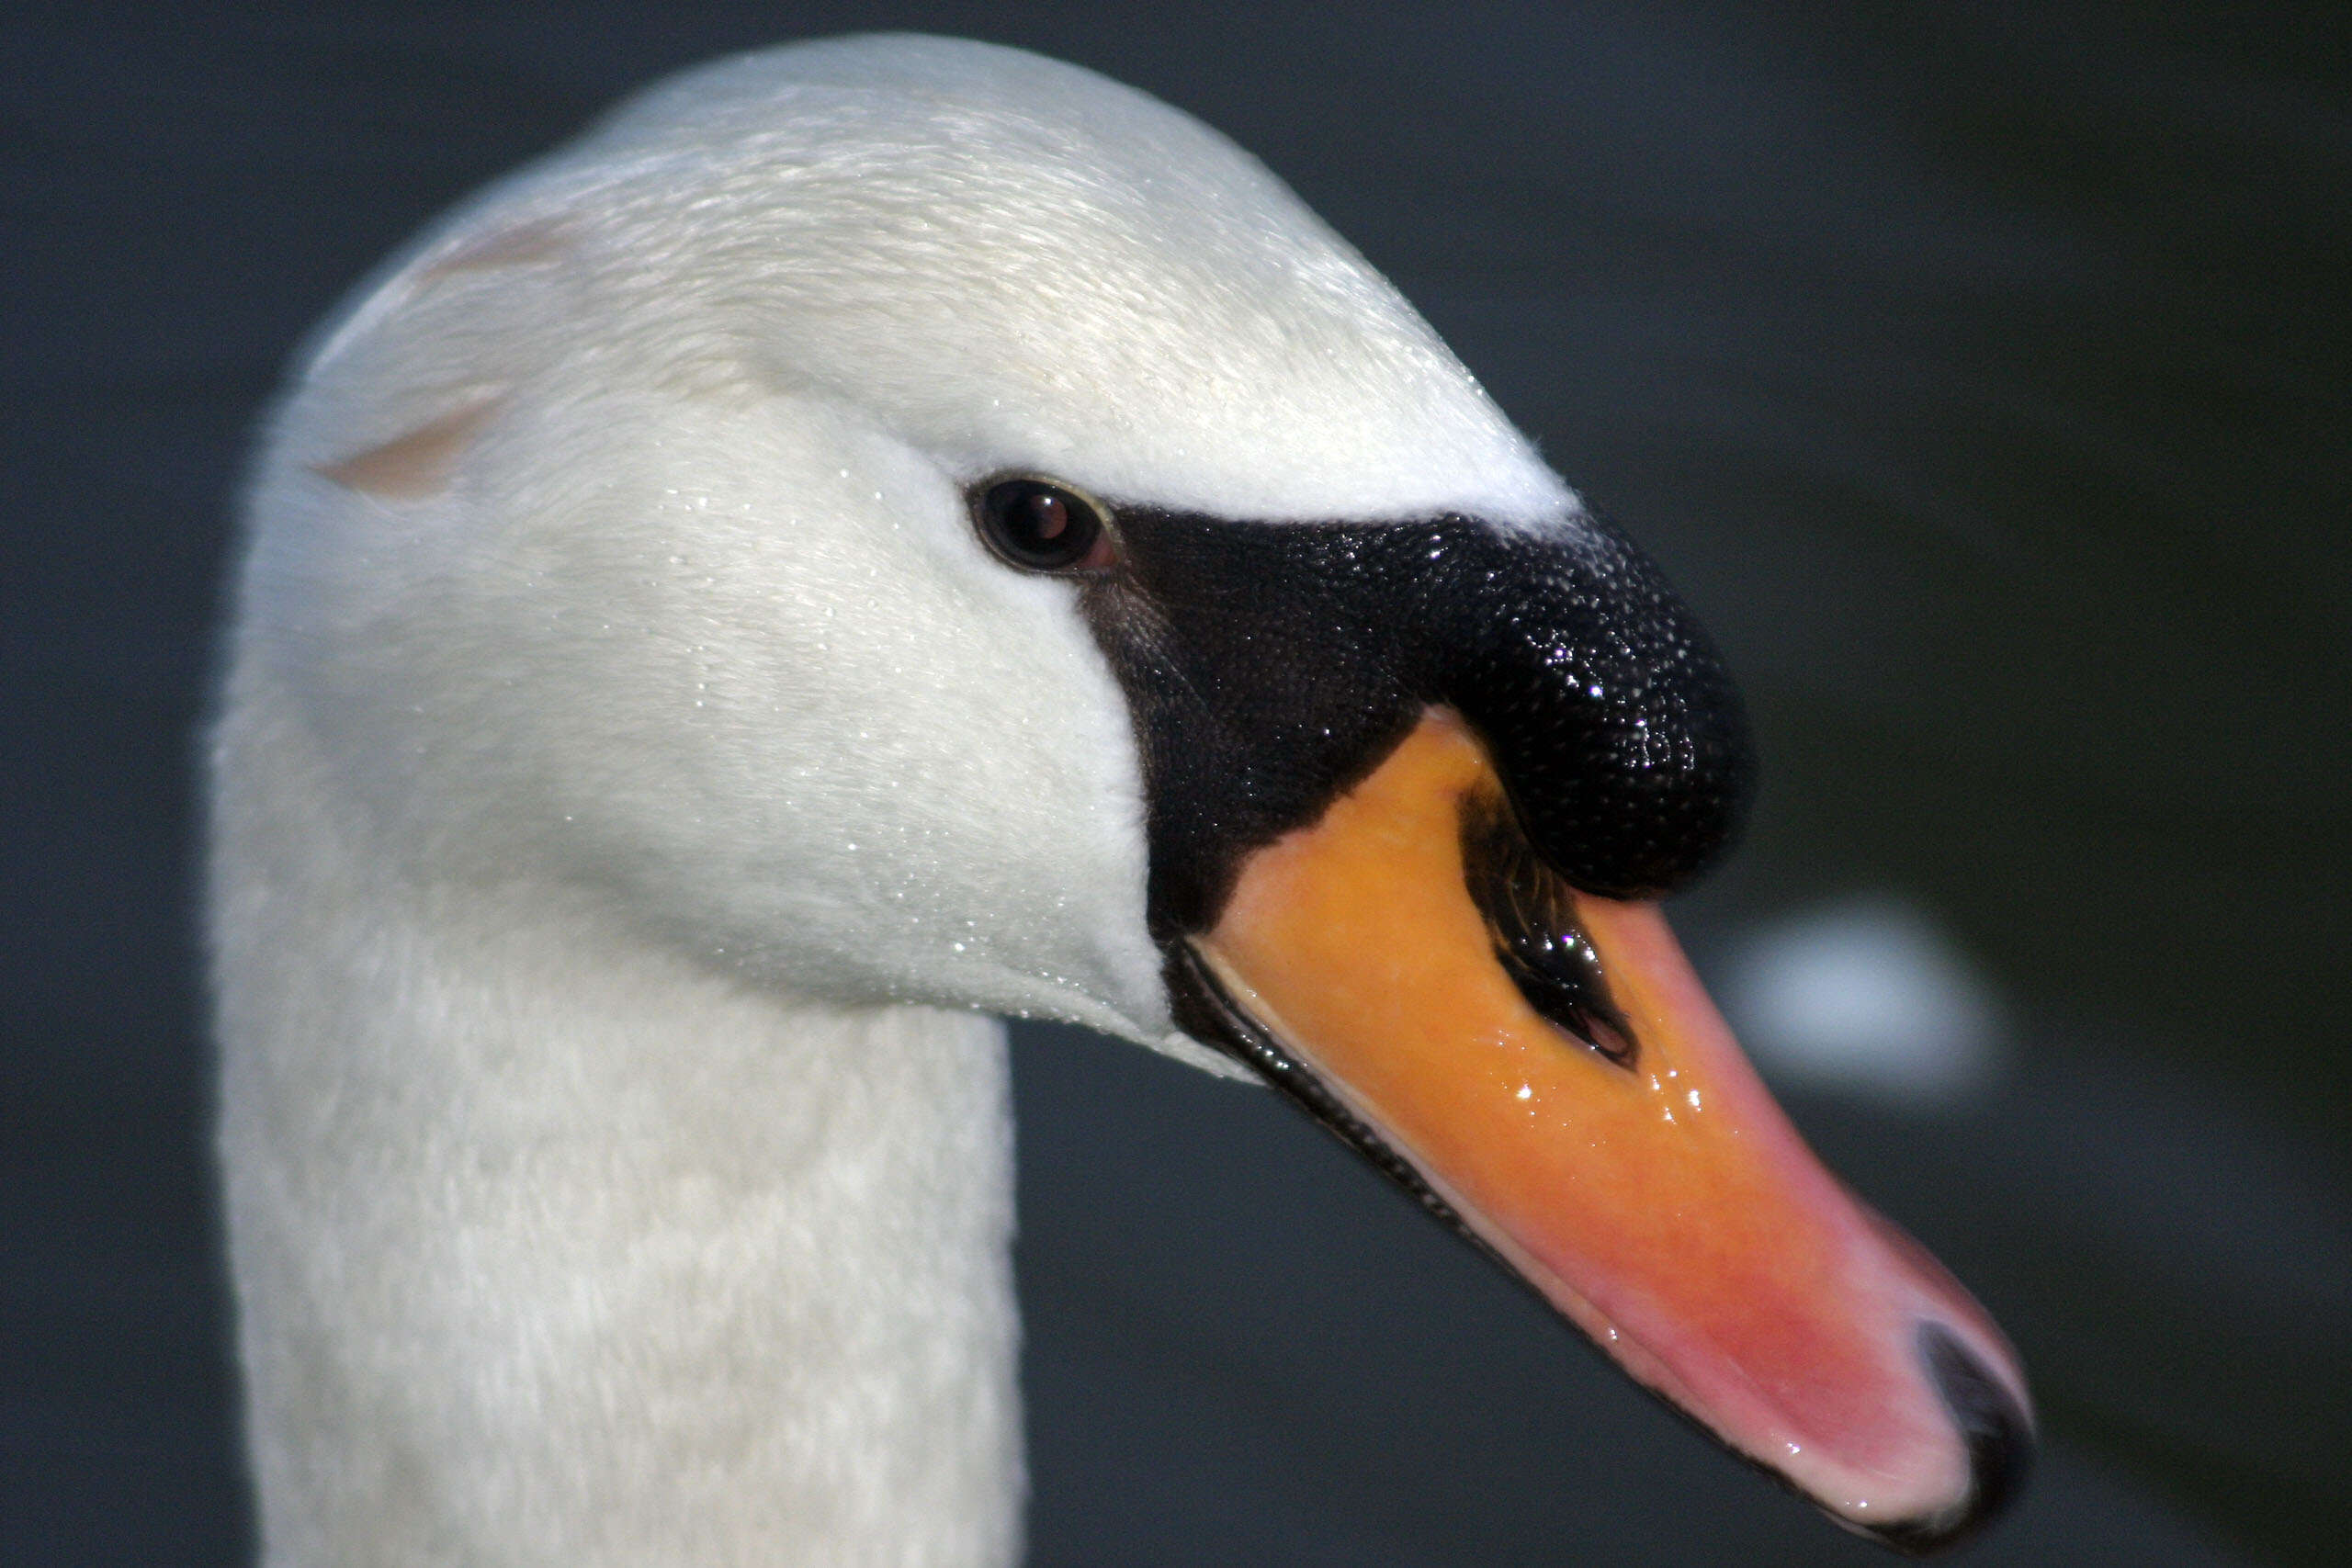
(1862, 1322, 2036, 1555)
(1460, 788, 1639, 1067)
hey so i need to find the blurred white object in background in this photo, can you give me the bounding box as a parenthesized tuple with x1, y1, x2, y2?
(1718, 893, 2007, 1111)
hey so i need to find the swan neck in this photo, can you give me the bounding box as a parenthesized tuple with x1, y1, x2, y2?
(211, 749, 1023, 1566)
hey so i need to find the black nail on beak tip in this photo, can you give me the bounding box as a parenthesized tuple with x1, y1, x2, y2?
(1861, 1323, 2035, 1556)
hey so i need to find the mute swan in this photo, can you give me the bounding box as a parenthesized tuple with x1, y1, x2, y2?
(209, 34, 2030, 1565)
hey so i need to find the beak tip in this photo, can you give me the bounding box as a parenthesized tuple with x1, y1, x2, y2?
(1851, 1322, 2035, 1555)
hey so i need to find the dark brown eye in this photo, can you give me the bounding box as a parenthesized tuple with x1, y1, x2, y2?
(974, 478, 1115, 572)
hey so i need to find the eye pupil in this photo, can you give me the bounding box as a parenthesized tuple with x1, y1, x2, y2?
(977, 479, 1110, 571)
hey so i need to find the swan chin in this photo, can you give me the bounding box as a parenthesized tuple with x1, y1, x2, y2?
(212, 31, 2030, 1565)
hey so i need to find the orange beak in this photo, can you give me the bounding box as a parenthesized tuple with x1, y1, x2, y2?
(1183, 709, 2031, 1548)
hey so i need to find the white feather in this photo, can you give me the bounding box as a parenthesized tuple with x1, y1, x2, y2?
(211, 34, 1579, 1565)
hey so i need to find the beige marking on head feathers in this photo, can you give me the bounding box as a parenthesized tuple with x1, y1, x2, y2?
(312, 395, 505, 500)
(417, 217, 577, 283)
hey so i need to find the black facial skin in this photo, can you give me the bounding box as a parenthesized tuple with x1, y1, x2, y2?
(1067, 505, 1757, 940)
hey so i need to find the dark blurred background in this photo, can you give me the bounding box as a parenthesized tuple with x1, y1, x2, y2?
(4, 3, 2346, 1563)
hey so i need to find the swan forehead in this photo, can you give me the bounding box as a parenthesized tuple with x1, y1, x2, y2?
(526, 35, 1570, 524)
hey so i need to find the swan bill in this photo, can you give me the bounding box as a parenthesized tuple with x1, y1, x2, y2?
(1174, 710, 2033, 1550)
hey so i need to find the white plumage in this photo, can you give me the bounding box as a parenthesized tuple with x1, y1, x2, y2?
(211, 34, 1580, 1565)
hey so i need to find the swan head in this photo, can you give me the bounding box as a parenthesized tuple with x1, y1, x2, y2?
(239, 33, 2029, 1550)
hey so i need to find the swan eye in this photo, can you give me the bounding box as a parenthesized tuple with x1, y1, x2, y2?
(974, 479, 1116, 572)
